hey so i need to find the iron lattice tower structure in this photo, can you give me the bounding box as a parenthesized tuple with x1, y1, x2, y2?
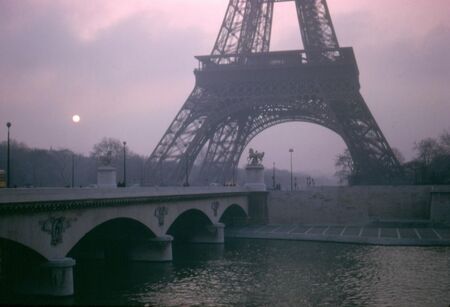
(145, 0, 403, 185)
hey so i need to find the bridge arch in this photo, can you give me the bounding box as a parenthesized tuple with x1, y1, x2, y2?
(219, 204, 248, 226)
(182, 89, 401, 185)
(0, 235, 47, 261)
(242, 110, 343, 150)
(55, 211, 161, 259)
(234, 104, 397, 184)
(0, 238, 47, 292)
(239, 117, 347, 171)
(197, 101, 347, 185)
(166, 209, 214, 242)
(68, 217, 157, 260)
(196, 95, 348, 184)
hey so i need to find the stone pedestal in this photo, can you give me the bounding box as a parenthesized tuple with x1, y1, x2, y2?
(18, 258, 76, 297)
(245, 164, 266, 191)
(191, 223, 225, 244)
(128, 235, 173, 262)
(97, 166, 117, 188)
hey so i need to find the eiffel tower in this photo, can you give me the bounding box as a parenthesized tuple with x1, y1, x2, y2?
(145, 0, 403, 185)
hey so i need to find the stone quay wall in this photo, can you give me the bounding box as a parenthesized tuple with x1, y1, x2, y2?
(267, 186, 450, 225)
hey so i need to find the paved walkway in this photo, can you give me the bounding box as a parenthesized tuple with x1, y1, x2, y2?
(226, 223, 450, 246)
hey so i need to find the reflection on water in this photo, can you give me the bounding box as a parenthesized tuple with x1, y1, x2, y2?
(77, 240, 450, 306)
(4, 240, 450, 306)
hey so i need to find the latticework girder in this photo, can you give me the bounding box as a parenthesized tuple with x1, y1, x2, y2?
(295, 0, 339, 51)
(145, 0, 403, 185)
(211, 0, 339, 62)
(211, 0, 274, 63)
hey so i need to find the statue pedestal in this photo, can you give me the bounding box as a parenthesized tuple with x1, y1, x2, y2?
(97, 166, 117, 188)
(245, 164, 266, 191)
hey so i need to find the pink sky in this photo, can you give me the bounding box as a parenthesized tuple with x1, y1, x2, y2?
(1, 0, 450, 176)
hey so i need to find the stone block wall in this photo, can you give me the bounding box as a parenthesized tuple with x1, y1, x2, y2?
(430, 187, 450, 226)
(267, 186, 439, 225)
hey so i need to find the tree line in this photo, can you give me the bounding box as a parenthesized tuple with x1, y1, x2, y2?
(335, 130, 450, 185)
(2, 131, 449, 188)
(0, 138, 146, 188)
(0, 136, 337, 189)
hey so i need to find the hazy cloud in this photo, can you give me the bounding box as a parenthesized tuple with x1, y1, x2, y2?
(1, 0, 449, 176)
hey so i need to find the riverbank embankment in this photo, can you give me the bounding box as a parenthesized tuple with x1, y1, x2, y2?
(229, 186, 450, 246)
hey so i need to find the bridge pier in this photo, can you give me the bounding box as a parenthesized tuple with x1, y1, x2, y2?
(128, 235, 173, 262)
(191, 223, 225, 244)
(248, 192, 269, 224)
(18, 257, 76, 297)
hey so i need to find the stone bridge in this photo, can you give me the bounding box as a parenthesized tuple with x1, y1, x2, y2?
(0, 187, 267, 296)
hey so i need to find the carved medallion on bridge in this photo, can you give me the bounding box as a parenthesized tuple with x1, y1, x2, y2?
(154, 206, 168, 227)
(40, 216, 76, 246)
(211, 201, 220, 217)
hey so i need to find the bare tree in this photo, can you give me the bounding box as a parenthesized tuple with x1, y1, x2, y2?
(406, 131, 450, 184)
(414, 138, 443, 166)
(50, 149, 73, 186)
(391, 147, 405, 164)
(439, 130, 450, 154)
(334, 149, 354, 184)
(91, 137, 123, 166)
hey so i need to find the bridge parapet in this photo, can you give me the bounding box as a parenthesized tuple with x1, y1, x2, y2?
(0, 186, 248, 205)
(0, 187, 249, 215)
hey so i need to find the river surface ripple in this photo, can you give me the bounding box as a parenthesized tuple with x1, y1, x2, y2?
(7, 239, 450, 306)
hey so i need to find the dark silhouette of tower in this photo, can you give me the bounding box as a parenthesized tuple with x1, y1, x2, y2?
(145, 0, 403, 185)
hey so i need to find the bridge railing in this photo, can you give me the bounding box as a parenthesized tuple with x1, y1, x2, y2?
(195, 47, 356, 72)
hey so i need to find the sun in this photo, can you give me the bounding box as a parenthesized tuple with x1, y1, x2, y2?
(72, 114, 81, 123)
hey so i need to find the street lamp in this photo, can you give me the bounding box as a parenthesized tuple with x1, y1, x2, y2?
(289, 148, 294, 191)
(232, 164, 236, 186)
(123, 141, 127, 187)
(71, 115, 80, 188)
(272, 162, 276, 190)
(184, 154, 190, 187)
(71, 153, 75, 188)
(159, 162, 164, 186)
(6, 122, 11, 188)
(183, 144, 190, 187)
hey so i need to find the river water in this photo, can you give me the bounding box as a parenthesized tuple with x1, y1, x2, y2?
(4, 239, 450, 306)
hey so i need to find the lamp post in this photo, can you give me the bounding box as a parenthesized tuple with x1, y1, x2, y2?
(183, 144, 190, 187)
(272, 162, 276, 190)
(6, 122, 11, 188)
(159, 162, 164, 186)
(184, 154, 190, 187)
(71, 115, 80, 188)
(232, 164, 236, 186)
(71, 153, 75, 188)
(289, 148, 294, 191)
(123, 141, 127, 187)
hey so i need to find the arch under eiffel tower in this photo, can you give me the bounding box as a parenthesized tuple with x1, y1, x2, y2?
(145, 0, 403, 186)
